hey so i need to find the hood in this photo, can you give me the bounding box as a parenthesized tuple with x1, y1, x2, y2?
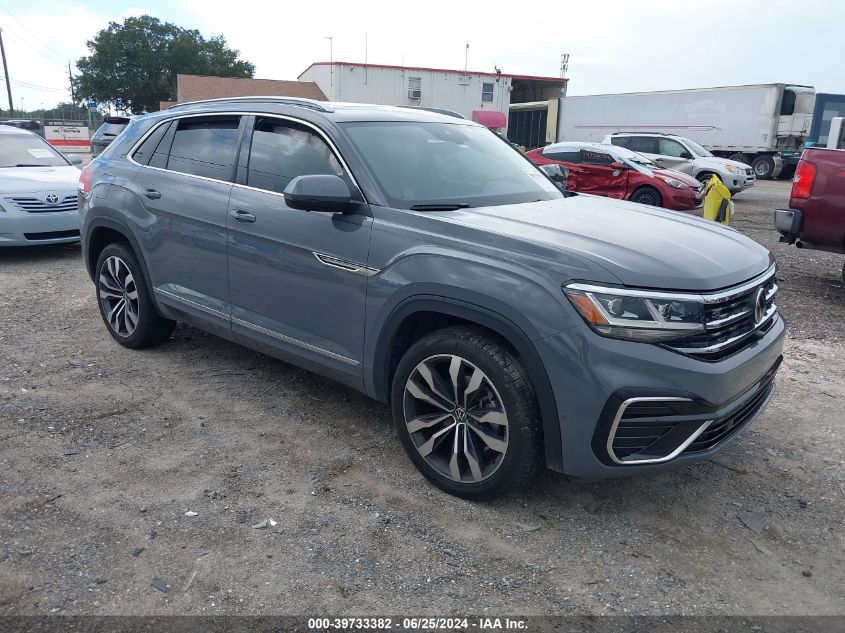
(426, 195, 771, 291)
(0, 165, 81, 195)
(652, 168, 702, 188)
(696, 156, 751, 171)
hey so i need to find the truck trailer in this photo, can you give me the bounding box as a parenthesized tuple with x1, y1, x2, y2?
(512, 84, 816, 179)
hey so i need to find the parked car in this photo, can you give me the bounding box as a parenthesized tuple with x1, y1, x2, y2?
(80, 98, 784, 500)
(775, 147, 845, 280)
(0, 119, 45, 137)
(605, 132, 755, 194)
(90, 116, 131, 157)
(526, 141, 703, 210)
(0, 126, 83, 246)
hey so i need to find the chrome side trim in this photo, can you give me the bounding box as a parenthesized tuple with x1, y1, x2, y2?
(606, 396, 709, 465)
(566, 264, 777, 305)
(126, 111, 365, 200)
(154, 288, 230, 322)
(313, 252, 380, 277)
(232, 317, 359, 366)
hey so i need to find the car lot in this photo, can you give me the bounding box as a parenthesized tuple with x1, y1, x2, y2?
(0, 180, 842, 615)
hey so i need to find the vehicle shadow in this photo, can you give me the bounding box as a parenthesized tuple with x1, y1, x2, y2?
(0, 242, 81, 264)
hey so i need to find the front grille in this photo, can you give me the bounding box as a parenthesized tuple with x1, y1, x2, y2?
(5, 195, 78, 213)
(24, 229, 80, 241)
(745, 168, 753, 176)
(665, 268, 778, 361)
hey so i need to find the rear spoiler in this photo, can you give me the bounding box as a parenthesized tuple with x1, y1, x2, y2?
(104, 116, 131, 124)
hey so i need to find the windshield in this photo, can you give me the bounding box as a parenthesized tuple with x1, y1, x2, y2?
(684, 138, 713, 158)
(0, 133, 69, 167)
(342, 121, 562, 209)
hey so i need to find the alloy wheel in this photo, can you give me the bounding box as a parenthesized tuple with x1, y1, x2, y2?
(98, 256, 139, 337)
(402, 354, 509, 483)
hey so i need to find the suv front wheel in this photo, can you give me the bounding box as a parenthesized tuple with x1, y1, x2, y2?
(95, 242, 175, 348)
(391, 326, 543, 500)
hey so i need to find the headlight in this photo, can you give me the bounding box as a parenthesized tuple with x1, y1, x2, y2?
(564, 283, 705, 342)
(659, 177, 689, 190)
(725, 165, 741, 174)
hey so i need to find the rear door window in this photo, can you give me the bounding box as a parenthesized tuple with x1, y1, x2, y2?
(628, 136, 659, 154)
(247, 117, 343, 194)
(166, 117, 241, 182)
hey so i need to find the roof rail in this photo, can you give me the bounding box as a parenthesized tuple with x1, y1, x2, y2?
(609, 131, 682, 136)
(167, 96, 332, 113)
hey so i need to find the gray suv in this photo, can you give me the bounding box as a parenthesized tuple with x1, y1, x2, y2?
(79, 98, 785, 500)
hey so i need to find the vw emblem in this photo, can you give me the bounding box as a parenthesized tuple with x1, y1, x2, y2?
(454, 408, 468, 423)
(753, 287, 766, 325)
(44, 194, 60, 204)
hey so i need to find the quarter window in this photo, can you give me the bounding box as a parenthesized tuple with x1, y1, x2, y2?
(481, 82, 494, 102)
(247, 118, 344, 195)
(166, 117, 241, 181)
(132, 122, 170, 166)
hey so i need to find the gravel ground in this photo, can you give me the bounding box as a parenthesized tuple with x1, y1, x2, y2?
(0, 180, 843, 616)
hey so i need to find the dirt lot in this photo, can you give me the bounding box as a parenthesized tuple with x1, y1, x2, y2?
(1, 180, 843, 616)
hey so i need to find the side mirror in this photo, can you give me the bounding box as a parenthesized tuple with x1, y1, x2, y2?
(67, 154, 83, 166)
(540, 163, 569, 182)
(610, 161, 626, 170)
(283, 174, 358, 212)
(680, 152, 693, 160)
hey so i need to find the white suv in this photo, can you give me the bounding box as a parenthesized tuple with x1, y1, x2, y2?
(604, 133, 755, 194)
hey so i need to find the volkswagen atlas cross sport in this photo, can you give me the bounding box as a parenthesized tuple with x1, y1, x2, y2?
(79, 98, 785, 500)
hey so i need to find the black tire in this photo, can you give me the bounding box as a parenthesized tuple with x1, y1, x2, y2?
(630, 186, 663, 207)
(752, 155, 775, 180)
(95, 241, 175, 348)
(390, 326, 543, 500)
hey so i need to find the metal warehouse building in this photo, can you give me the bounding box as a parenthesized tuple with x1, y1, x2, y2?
(299, 61, 566, 136)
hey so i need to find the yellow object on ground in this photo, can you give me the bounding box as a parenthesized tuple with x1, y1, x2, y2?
(701, 174, 733, 225)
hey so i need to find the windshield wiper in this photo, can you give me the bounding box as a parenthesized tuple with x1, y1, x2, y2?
(409, 203, 471, 211)
(13, 163, 51, 167)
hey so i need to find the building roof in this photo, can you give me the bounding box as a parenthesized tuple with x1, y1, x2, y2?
(176, 74, 327, 103)
(299, 62, 567, 84)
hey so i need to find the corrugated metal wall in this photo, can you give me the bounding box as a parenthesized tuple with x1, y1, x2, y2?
(300, 65, 512, 127)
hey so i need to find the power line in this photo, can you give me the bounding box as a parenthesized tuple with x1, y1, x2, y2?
(0, 3, 71, 67)
(0, 22, 67, 73)
(0, 74, 67, 92)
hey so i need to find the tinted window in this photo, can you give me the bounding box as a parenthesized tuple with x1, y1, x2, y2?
(545, 150, 581, 163)
(579, 149, 613, 165)
(247, 118, 343, 194)
(610, 136, 630, 148)
(658, 138, 688, 157)
(166, 117, 240, 181)
(132, 122, 170, 166)
(626, 136, 658, 153)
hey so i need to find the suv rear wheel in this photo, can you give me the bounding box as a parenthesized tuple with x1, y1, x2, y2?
(391, 326, 543, 500)
(95, 242, 175, 348)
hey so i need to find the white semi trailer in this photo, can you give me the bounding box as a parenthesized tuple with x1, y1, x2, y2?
(553, 83, 816, 179)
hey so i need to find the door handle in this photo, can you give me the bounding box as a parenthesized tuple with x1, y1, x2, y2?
(231, 209, 257, 223)
(143, 188, 161, 200)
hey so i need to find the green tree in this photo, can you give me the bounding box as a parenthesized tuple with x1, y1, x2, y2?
(73, 15, 255, 113)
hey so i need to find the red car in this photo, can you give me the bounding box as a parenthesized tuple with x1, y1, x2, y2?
(526, 141, 703, 210)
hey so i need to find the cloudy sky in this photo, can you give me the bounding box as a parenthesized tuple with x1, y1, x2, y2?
(2, 0, 843, 112)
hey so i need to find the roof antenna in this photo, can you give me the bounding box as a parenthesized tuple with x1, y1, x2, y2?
(464, 42, 469, 74)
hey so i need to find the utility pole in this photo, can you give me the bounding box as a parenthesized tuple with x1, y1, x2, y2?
(324, 36, 333, 100)
(0, 27, 14, 118)
(68, 61, 75, 105)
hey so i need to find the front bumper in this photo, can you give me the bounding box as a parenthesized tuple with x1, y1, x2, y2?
(0, 205, 80, 246)
(727, 171, 755, 193)
(538, 313, 786, 478)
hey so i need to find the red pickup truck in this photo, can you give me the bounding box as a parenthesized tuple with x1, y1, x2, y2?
(775, 147, 845, 279)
